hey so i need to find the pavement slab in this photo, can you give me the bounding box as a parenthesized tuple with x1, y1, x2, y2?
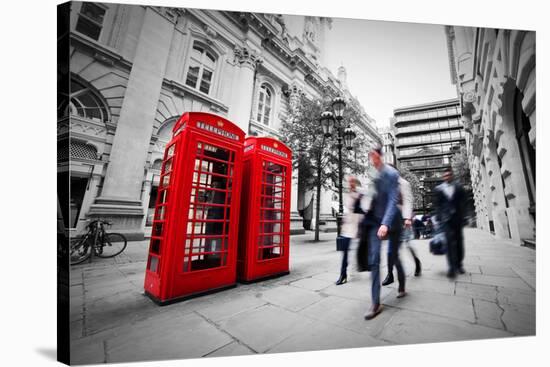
(401, 276, 456, 296)
(105, 311, 233, 363)
(470, 273, 532, 290)
(500, 302, 536, 335)
(196, 294, 267, 322)
(217, 304, 316, 353)
(205, 341, 256, 357)
(496, 286, 536, 307)
(298, 294, 400, 337)
(257, 284, 325, 312)
(384, 289, 476, 323)
(377, 309, 512, 345)
(289, 277, 333, 291)
(473, 299, 506, 330)
(479, 265, 518, 277)
(267, 319, 388, 353)
(455, 282, 498, 302)
(84, 289, 160, 336)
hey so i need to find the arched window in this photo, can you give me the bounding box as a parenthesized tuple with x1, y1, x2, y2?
(58, 77, 109, 123)
(185, 42, 217, 95)
(152, 159, 163, 171)
(256, 83, 273, 126)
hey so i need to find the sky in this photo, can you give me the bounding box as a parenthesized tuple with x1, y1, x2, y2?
(324, 17, 458, 128)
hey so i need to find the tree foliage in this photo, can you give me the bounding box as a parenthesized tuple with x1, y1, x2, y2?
(398, 166, 423, 211)
(279, 95, 372, 194)
(451, 145, 472, 189)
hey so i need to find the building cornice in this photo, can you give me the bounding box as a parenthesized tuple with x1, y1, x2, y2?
(393, 98, 460, 114)
(163, 79, 229, 113)
(70, 32, 132, 72)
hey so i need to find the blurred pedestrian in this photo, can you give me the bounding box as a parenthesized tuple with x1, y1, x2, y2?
(363, 147, 402, 320)
(413, 215, 424, 239)
(336, 176, 363, 285)
(434, 167, 466, 278)
(383, 172, 421, 286)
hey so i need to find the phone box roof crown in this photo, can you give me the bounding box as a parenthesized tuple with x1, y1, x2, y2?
(244, 137, 292, 160)
(172, 112, 245, 142)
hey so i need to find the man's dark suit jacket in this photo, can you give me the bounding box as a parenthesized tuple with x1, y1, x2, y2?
(434, 181, 465, 228)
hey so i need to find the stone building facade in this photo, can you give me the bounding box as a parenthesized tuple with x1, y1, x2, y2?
(58, 2, 380, 239)
(445, 26, 535, 244)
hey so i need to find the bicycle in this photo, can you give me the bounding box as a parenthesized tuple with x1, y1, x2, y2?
(70, 219, 127, 265)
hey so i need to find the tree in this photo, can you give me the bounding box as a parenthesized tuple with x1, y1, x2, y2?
(451, 145, 472, 188)
(451, 144, 474, 223)
(280, 94, 371, 241)
(399, 166, 423, 213)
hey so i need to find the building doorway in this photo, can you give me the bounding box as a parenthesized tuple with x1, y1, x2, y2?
(59, 172, 89, 229)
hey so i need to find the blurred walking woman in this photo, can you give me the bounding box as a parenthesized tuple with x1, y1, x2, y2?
(336, 176, 363, 285)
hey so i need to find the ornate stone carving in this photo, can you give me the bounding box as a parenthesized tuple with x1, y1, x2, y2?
(303, 16, 319, 46)
(203, 25, 218, 41)
(233, 46, 263, 69)
(464, 90, 476, 103)
(287, 83, 305, 117)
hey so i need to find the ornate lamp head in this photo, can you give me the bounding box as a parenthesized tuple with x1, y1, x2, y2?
(343, 129, 356, 150)
(320, 111, 335, 137)
(332, 97, 346, 120)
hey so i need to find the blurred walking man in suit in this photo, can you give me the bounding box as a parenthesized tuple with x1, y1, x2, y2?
(434, 167, 466, 278)
(363, 147, 402, 320)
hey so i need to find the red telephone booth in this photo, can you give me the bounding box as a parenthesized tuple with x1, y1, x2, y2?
(144, 112, 245, 304)
(237, 137, 292, 282)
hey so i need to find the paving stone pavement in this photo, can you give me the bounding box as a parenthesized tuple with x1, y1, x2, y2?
(69, 228, 536, 365)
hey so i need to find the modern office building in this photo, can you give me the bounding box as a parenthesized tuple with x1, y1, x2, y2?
(445, 26, 535, 245)
(58, 2, 381, 239)
(393, 98, 466, 213)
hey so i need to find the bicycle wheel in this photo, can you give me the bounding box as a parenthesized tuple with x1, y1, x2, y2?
(95, 233, 127, 258)
(70, 237, 91, 265)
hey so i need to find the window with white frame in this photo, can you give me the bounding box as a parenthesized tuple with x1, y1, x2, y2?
(75, 2, 106, 41)
(59, 78, 109, 123)
(185, 43, 217, 95)
(256, 83, 273, 126)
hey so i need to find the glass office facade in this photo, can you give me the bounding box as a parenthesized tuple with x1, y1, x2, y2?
(393, 99, 465, 213)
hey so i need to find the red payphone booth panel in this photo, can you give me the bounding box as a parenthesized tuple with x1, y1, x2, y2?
(144, 112, 245, 304)
(238, 137, 292, 282)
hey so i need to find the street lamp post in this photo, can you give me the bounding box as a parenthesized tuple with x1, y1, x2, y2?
(419, 177, 426, 216)
(319, 97, 356, 236)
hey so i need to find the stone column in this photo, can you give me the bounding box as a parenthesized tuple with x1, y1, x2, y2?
(290, 173, 298, 213)
(228, 45, 262, 133)
(140, 169, 156, 231)
(289, 169, 305, 234)
(88, 8, 174, 240)
(479, 158, 493, 231)
(484, 135, 510, 240)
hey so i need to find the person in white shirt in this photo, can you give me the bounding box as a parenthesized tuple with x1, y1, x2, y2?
(336, 176, 364, 285)
(382, 174, 422, 287)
